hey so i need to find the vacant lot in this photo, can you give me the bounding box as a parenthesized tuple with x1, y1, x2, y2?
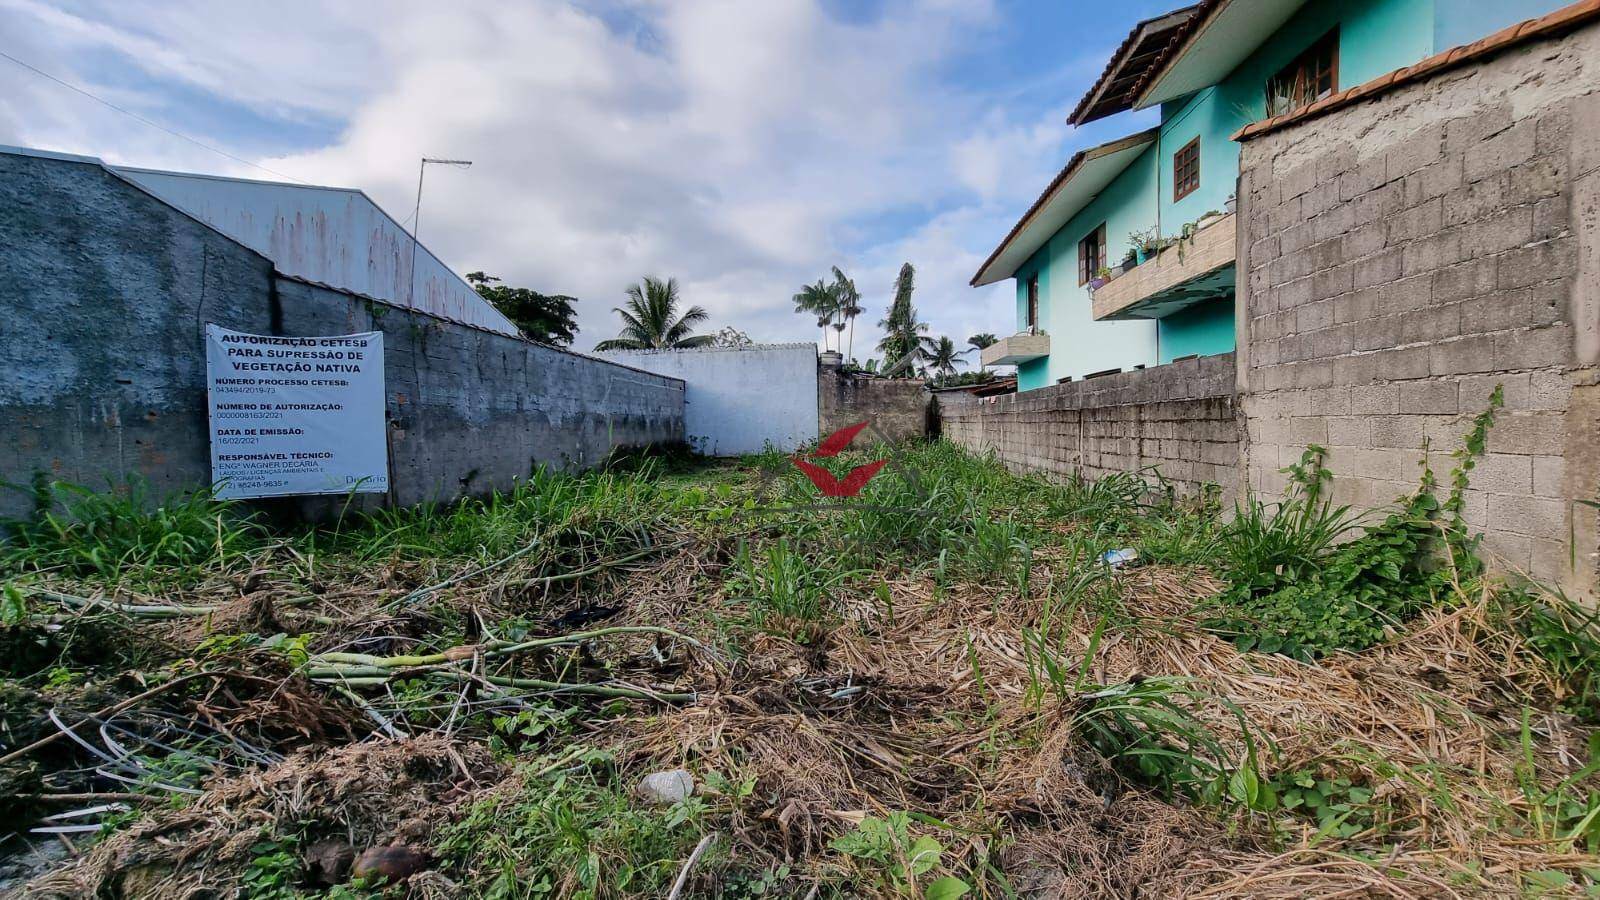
(2, 424, 1598, 897)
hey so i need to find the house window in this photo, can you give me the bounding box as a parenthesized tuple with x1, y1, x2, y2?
(1266, 28, 1339, 117)
(1077, 223, 1106, 286)
(1026, 273, 1039, 329)
(1173, 137, 1200, 202)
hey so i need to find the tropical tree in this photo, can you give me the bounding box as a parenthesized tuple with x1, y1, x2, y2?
(793, 279, 841, 351)
(967, 332, 998, 372)
(593, 276, 715, 351)
(711, 326, 754, 348)
(927, 336, 965, 377)
(875, 262, 934, 376)
(465, 272, 579, 346)
(831, 266, 863, 363)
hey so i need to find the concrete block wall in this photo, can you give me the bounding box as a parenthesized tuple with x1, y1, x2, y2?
(939, 354, 1239, 498)
(817, 366, 929, 447)
(280, 279, 684, 507)
(1236, 19, 1600, 590)
(0, 149, 684, 520)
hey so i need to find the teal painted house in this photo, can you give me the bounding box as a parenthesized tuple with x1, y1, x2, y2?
(973, 0, 1565, 393)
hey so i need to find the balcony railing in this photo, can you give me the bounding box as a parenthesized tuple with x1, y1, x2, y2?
(981, 331, 1050, 367)
(1091, 212, 1236, 320)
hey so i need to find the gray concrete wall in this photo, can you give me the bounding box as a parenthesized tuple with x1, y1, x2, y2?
(817, 366, 929, 447)
(596, 344, 817, 456)
(1236, 19, 1600, 592)
(0, 150, 684, 519)
(939, 354, 1239, 500)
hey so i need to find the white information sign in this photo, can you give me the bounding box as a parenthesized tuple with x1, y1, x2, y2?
(204, 324, 389, 499)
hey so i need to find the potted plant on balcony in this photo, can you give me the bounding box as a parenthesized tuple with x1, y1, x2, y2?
(1128, 226, 1162, 264)
(1225, 193, 1236, 214)
(1119, 247, 1138, 273)
(1089, 266, 1112, 290)
(1196, 208, 1225, 231)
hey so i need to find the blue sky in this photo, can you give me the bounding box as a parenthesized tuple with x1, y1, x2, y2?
(0, 0, 1176, 356)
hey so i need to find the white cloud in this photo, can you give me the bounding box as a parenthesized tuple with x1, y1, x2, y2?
(0, 0, 1081, 355)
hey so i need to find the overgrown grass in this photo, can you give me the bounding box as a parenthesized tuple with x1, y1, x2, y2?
(1498, 587, 1600, 723)
(1070, 676, 1273, 807)
(727, 537, 861, 641)
(8, 422, 1600, 896)
(2, 479, 262, 583)
(321, 462, 679, 569)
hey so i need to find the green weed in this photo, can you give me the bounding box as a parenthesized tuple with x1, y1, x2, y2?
(437, 753, 708, 899)
(1044, 470, 1149, 539)
(240, 834, 302, 900)
(1268, 768, 1379, 842)
(1206, 490, 1449, 659)
(1070, 676, 1273, 807)
(1498, 587, 1600, 723)
(959, 515, 1033, 581)
(1214, 446, 1359, 603)
(1207, 389, 1503, 659)
(1514, 708, 1600, 855)
(727, 538, 860, 641)
(829, 811, 970, 898)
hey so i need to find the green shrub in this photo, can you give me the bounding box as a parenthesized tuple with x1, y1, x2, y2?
(1206, 491, 1448, 659)
(1208, 389, 1504, 660)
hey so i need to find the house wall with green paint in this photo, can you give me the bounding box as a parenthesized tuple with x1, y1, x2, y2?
(1157, 296, 1235, 364)
(1013, 146, 1161, 391)
(1007, 0, 1568, 393)
(1004, 0, 1465, 392)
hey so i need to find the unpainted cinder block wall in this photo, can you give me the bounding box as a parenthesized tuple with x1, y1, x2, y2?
(939, 354, 1239, 499)
(0, 150, 685, 520)
(817, 366, 930, 447)
(1236, 19, 1600, 592)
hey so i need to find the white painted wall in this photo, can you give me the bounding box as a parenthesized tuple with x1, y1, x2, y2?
(597, 344, 819, 456)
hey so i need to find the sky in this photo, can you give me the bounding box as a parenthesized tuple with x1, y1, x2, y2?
(0, 0, 1177, 359)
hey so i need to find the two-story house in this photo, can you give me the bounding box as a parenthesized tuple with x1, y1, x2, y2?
(974, 0, 1564, 393)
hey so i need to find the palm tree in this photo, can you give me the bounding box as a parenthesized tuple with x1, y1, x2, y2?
(831, 266, 862, 363)
(875, 263, 934, 376)
(792, 279, 841, 351)
(927, 336, 965, 377)
(967, 333, 997, 372)
(593, 276, 715, 351)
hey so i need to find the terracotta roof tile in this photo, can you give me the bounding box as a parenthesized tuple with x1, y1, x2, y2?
(1233, 0, 1600, 142)
(1069, 4, 1200, 126)
(1125, 0, 1226, 103)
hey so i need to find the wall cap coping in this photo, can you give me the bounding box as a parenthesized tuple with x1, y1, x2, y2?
(1232, 0, 1600, 142)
